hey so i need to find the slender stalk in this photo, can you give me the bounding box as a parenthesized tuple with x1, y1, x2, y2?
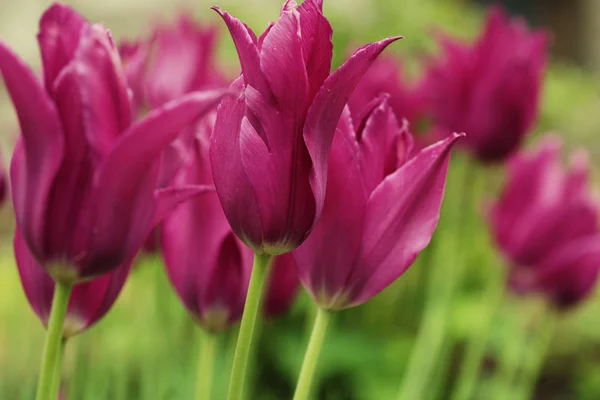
(515, 308, 556, 400)
(450, 268, 506, 400)
(35, 281, 73, 400)
(227, 253, 272, 400)
(49, 338, 67, 399)
(196, 331, 218, 400)
(293, 308, 332, 400)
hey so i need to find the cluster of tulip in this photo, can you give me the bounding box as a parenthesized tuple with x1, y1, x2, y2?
(0, 0, 597, 399)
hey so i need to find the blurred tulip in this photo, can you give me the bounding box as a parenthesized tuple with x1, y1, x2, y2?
(422, 6, 548, 163)
(264, 253, 300, 318)
(14, 230, 130, 337)
(0, 4, 231, 283)
(293, 97, 462, 310)
(0, 159, 7, 207)
(489, 135, 600, 309)
(119, 15, 229, 253)
(210, 0, 401, 255)
(162, 123, 299, 332)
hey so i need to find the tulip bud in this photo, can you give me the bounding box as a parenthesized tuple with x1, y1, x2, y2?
(489, 136, 600, 309)
(422, 6, 548, 162)
(0, 4, 231, 283)
(210, 0, 401, 255)
(293, 97, 463, 310)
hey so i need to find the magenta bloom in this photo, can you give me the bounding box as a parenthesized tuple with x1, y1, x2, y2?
(161, 125, 298, 331)
(293, 97, 462, 310)
(211, 0, 401, 255)
(489, 136, 600, 309)
(120, 14, 227, 113)
(422, 6, 547, 162)
(15, 230, 130, 337)
(0, 4, 230, 283)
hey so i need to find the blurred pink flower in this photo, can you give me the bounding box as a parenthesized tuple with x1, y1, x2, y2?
(422, 6, 548, 163)
(293, 97, 462, 310)
(489, 135, 600, 309)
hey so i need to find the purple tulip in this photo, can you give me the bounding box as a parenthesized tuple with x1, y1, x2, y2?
(161, 124, 298, 331)
(0, 4, 231, 283)
(422, 6, 548, 163)
(489, 136, 600, 309)
(264, 253, 300, 318)
(210, 0, 401, 255)
(293, 97, 462, 310)
(15, 228, 130, 337)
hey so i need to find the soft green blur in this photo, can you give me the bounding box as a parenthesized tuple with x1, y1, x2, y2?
(2, 0, 600, 399)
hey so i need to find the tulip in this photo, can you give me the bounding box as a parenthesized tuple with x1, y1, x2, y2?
(161, 122, 298, 400)
(211, 0, 401, 255)
(422, 6, 548, 162)
(290, 97, 461, 399)
(0, 5, 231, 400)
(489, 135, 600, 309)
(211, 2, 400, 398)
(1, 4, 229, 283)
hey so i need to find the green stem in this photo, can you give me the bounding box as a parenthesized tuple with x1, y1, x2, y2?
(515, 308, 556, 400)
(293, 308, 332, 400)
(196, 331, 218, 400)
(227, 253, 272, 400)
(50, 338, 67, 398)
(450, 269, 506, 400)
(35, 281, 72, 400)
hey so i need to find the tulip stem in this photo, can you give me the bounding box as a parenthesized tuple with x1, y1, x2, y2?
(35, 281, 72, 400)
(227, 253, 272, 400)
(293, 307, 332, 400)
(196, 330, 218, 400)
(50, 338, 67, 399)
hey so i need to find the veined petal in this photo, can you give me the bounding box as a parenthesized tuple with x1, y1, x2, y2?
(37, 3, 87, 90)
(0, 41, 65, 257)
(304, 36, 401, 219)
(294, 108, 368, 309)
(348, 133, 463, 306)
(83, 90, 229, 277)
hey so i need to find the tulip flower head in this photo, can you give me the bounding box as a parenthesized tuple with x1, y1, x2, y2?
(293, 97, 463, 310)
(489, 136, 600, 309)
(422, 6, 548, 163)
(162, 125, 298, 332)
(210, 0, 401, 255)
(0, 4, 230, 283)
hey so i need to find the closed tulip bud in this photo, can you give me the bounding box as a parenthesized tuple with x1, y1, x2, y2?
(15, 229, 130, 337)
(489, 136, 600, 309)
(293, 97, 463, 310)
(0, 4, 231, 283)
(210, 0, 401, 255)
(422, 6, 548, 163)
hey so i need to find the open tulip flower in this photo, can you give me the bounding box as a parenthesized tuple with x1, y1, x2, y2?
(211, 0, 401, 255)
(0, 4, 230, 283)
(489, 135, 600, 309)
(422, 6, 548, 163)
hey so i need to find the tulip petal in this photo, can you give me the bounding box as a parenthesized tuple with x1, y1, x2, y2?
(304, 36, 402, 218)
(297, 0, 333, 99)
(211, 6, 271, 96)
(211, 94, 264, 249)
(264, 253, 299, 317)
(37, 3, 86, 90)
(0, 41, 65, 256)
(84, 90, 229, 276)
(348, 133, 463, 306)
(294, 108, 368, 308)
(153, 185, 214, 227)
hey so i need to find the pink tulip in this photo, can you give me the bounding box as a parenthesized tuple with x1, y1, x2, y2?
(489, 136, 600, 308)
(210, 0, 401, 255)
(293, 97, 462, 310)
(422, 6, 548, 162)
(0, 4, 231, 283)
